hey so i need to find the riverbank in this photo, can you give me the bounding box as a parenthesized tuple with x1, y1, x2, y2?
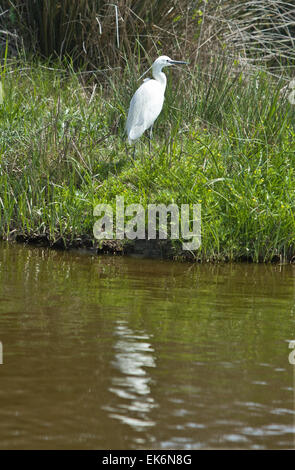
(1, 60, 295, 262)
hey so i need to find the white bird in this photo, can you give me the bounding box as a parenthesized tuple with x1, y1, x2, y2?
(126, 55, 188, 145)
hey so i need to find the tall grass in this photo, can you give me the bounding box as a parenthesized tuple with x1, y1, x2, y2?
(219, 0, 295, 67)
(2, 1, 295, 70)
(1, 0, 200, 67)
(1, 55, 295, 261)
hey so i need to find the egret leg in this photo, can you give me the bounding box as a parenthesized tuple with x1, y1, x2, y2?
(126, 140, 136, 160)
(149, 126, 153, 154)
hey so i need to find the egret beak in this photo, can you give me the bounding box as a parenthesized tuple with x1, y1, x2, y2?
(168, 60, 189, 65)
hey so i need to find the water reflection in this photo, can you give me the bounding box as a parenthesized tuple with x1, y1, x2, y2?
(107, 321, 157, 430)
(0, 242, 294, 449)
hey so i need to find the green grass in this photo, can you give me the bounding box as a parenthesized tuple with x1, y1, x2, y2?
(1, 57, 295, 261)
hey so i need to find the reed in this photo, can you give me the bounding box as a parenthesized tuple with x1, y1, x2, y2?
(1, 0, 199, 67)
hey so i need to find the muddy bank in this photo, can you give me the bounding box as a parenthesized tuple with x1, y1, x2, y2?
(12, 233, 200, 261)
(8, 233, 294, 263)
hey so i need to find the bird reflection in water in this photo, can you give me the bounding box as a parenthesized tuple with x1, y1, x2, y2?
(106, 320, 158, 431)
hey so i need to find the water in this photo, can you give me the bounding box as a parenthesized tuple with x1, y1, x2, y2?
(0, 241, 294, 449)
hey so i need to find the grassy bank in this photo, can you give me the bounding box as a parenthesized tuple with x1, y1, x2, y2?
(1, 57, 295, 262)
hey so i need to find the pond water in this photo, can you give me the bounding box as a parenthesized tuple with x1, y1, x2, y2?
(0, 241, 294, 449)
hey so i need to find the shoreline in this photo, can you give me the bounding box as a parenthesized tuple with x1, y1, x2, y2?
(3, 234, 292, 264)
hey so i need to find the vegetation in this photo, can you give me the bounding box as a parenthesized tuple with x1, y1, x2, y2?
(0, 1, 295, 262)
(0, 0, 198, 67)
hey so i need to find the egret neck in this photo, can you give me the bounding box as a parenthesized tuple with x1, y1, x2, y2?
(152, 62, 167, 90)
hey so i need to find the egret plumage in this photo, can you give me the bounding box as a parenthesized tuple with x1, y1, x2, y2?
(125, 56, 188, 145)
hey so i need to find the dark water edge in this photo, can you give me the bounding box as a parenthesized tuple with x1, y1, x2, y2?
(6, 234, 295, 263)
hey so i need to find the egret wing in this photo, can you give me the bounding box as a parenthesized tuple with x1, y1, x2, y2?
(126, 80, 164, 142)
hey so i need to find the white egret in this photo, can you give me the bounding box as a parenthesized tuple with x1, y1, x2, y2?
(125, 55, 188, 146)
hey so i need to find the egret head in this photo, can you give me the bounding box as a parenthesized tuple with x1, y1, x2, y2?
(138, 55, 188, 81)
(153, 55, 188, 71)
